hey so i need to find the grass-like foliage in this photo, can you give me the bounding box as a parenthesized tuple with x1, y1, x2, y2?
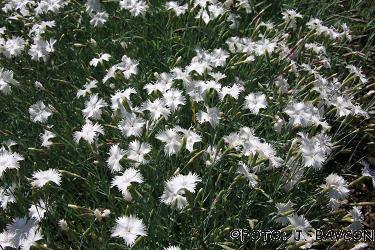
(0, 0, 374, 249)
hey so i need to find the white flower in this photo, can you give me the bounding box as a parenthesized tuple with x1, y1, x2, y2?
(176, 127, 202, 152)
(144, 82, 168, 95)
(224, 132, 243, 149)
(58, 219, 69, 231)
(350, 243, 368, 250)
(192, 50, 226, 73)
(156, 129, 182, 156)
(305, 43, 326, 54)
(163, 89, 185, 111)
(197, 106, 221, 127)
(165, 2, 188, 16)
(0, 147, 24, 178)
(282, 9, 302, 29)
(0, 184, 16, 209)
(144, 72, 174, 95)
(284, 102, 328, 128)
(90, 11, 109, 27)
(255, 39, 277, 56)
(298, 132, 332, 169)
(2, 36, 25, 58)
(260, 21, 274, 30)
(0, 68, 19, 95)
(160, 172, 201, 210)
(274, 76, 289, 94)
(226, 127, 283, 168)
(111, 168, 143, 201)
(35, 0, 69, 14)
(244, 92, 267, 114)
(119, 0, 148, 17)
(2, 139, 17, 148)
(322, 173, 350, 204)
(165, 246, 181, 250)
(5, 217, 39, 249)
(349, 206, 363, 230)
(86, 0, 102, 13)
(206, 48, 230, 67)
(189, 48, 229, 71)
(226, 36, 254, 54)
(31, 169, 61, 187)
(126, 140, 151, 166)
(219, 83, 244, 100)
(205, 145, 223, 166)
(40, 130, 55, 148)
(210, 71, 226, 81)
(35, 21, 51, 36)
(110, 88, 136, 111)
(327, 197, 341, 211)
(94, 209, 111, 221)
(2, 1, 34, 16)
(73, 121, 104, 144)
(333, 96, 354, 117)
(361, 161, 375, 188)
(194, 1, 226, 24)
(287, 214, 311, 242)
(185, 61, 211, 75)
(235, 0, 252, 13)
(0, 231, 14, 248)
(274, 115, 284, 133)
(82, 94, 107, 120)
(185, 82, 204, 102)
(306, 18, 341, 40)
(89, 53, 111, 67)
(29, 21, 56, 38)
(346, 65, 368, 84)
(208, 3, 226, 20)
(28, 38, 56, 62)
(341, 23, 352, 41)
(142, 98, 171, 121)
(106, 144, 126, 172)
(237, 162, 258, 188)
(103, 55, 138, 82)
(275, 200, 295, 225)
(111, 215, 147, 246)
(171, 67, 190, 83)
(196, 8, 210, 24)
(118, 113, 145, 137)
(103, 66, 117, 83)
(351, 104, 368, 118)
(19, 226, 43, 250)
(77, 80, 98, 98)
(29, 101, 53, 123)
(29, 199, 47, 222)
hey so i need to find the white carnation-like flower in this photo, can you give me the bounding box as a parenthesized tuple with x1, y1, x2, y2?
(111, 215, 147, 246)
(111, 168, 143, 201)
(106, 144, 126, 172)
(31, 169, 61, 188)
(160, 172, 201, 210)
(29, 101, 53, 124)
(0, 147, 24, 178)
(73, 121, 104, 144)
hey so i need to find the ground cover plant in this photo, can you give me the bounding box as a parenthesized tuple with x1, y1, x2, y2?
(0, 0, 375, 249)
